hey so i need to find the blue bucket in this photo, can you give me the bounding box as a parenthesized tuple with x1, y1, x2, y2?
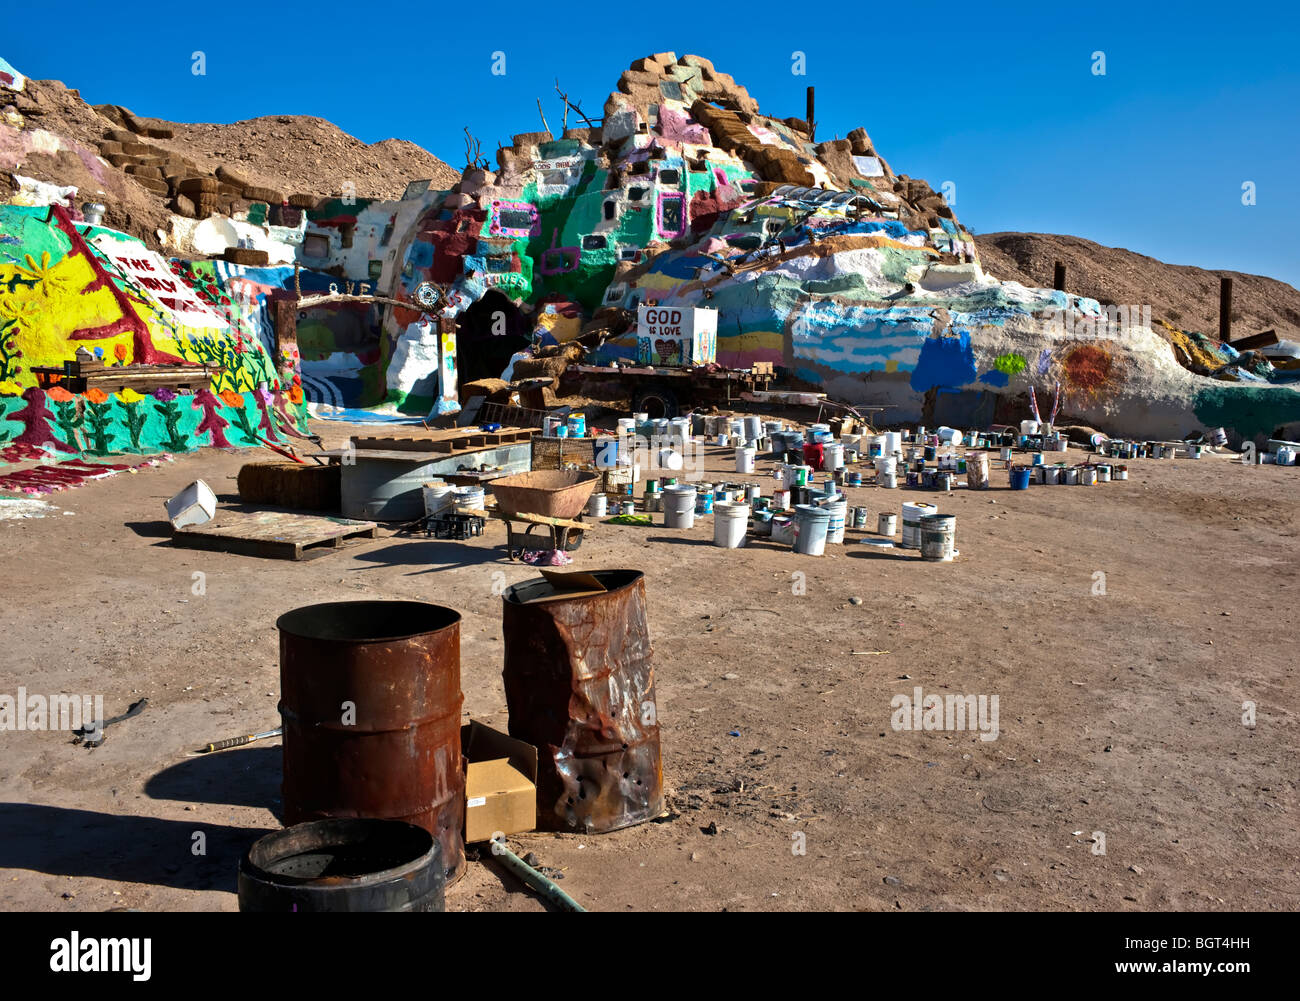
(696, 492, 714, 514)
(1009, 467, 1031, 490)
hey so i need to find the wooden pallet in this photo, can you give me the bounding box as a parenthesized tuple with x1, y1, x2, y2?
(351, 426, 534, 454)
(172, 511, 379, 561)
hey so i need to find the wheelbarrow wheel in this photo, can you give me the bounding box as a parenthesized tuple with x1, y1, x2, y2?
(564, 528, 584, 552)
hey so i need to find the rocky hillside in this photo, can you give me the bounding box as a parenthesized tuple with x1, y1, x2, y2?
(975, 231, 1300, 342)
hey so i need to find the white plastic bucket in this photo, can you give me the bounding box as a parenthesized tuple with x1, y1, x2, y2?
(743, 416, 763, 441)
(658, 447, 684, 471)
(821, 496, 847, 544)
(874, 455, 898, 476)
(588, 493, 608, 517)
(793, 504, 830, 556)
(713, 501, 751, 549)
(878, 513, 897, 536)
(901, 501, 937, 549)
(823, 442, 845, 472)
(664, 485, 697, 529)
(735, 446, 756, 473)
(882, 432, 903, 456)
(965, 451, 989, 489)
(455, 486, 485, 510)
(1021, 420, 1041, 436)
(422, 482, 457, 517)
(165, 479, 216, 529)
(919, 514, 956, 562)
(879, 471, 899, 489)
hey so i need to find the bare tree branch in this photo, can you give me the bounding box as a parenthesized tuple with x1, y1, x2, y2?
(555, 79, 596, 129)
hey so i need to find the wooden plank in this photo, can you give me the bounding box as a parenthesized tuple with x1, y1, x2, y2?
(172, 511, 379, 561)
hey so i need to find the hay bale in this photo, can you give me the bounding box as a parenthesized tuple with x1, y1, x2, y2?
(237, 461, 341, 512)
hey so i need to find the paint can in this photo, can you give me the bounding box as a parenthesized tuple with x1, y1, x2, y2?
(555, 424, 569, 438)
(1078, 466, 1098, 486)
(937, 472, 954, 492)
(735, 446, 756, 474)
(906, 471, 920, 488)
(454, 486, 485, 510)
(743, 416, 763, 442)
(919, 514, 956, 562)
(1041, 466, 1059, 485)
(923, 445, 937, 462)
(745, 483, 762, 504)
(823, 442, 845, 471)
(544, 415, 563, 437)
(716, 433, 729, 447)
(879, 471, 899, 489)
(920, 470, 936, 489)
(713, 501, 751, 549)
(846, 471, 863, 487)
(566, 413, 586, 437)
(771, 514, 796, 545)
(1210, 427, 1228, 447)
(850, 506, 869, 529)
(663, 485, 697, 529)
(966, 451, 990, 489)
(878, 512, 898, 536)
(588, 493, 608, 517)
(1031, 453, 1044, 466)
(874, 455, 898, 477)
(821, 496, 848, 544)
(1188, 444, 1204, 460)
(1000, 446, 1012, 462)
(867, 436, 884, 459)
(695, 489, 714, 515)
(901, 501, 937, 549)
(1021, 420, 1041, 436)
(1114, 465, 1128, 480)
(1277, 446, 1297, 466)
(773, 488, 792, 510)
(620, 501, 635, 515)
(657, 447, 684, 472)
(792, 504, 831, 556)
(882, 432, 903, 456)
(1009, 467, 1031, 490)
(1063, 466, 1080, 485)
(1097, 464, 1112, 482)
(793, 465, 812, 486)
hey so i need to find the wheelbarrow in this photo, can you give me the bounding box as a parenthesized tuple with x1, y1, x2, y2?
(488, 470, 599, 560)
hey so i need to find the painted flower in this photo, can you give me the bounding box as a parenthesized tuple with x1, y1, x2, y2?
(85, 388, 109, 404)
(219, 389, 244, 407)
(47, 386, 77, 402)
(153, 387, 177, 402)
(113, 343, 128, 363)
(118, 388, 145, 403)
(289, 385, 303, 404)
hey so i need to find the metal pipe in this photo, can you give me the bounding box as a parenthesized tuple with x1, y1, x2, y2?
(491, 843, 586, 912)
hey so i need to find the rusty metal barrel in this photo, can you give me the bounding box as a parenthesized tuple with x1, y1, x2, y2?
(501, 570, 663, 833)
(276, 600, 465, 883)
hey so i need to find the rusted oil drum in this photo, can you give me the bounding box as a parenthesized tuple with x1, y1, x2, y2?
(502, 570, 664, 833)
(277, 600, 465, 883)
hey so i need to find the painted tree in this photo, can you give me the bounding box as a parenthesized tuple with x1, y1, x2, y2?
(12, 387, 77, 452)
(191, 386, 232, 448)
(253, 384, 280, 442)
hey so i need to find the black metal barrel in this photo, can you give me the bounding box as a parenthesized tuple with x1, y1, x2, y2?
(238, 818, 445, 912)
(277, 600, 465, 883)
(501, 569, 664, 833)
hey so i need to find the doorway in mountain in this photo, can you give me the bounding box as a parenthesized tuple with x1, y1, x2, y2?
(454, 290, 530, 388)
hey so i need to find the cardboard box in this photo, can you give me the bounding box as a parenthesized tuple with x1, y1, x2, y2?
(462, 720, 538, 844)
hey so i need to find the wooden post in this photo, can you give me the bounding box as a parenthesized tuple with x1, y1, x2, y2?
(1219, 276, 1233, 343)
(806, 86, 816, 142)
(1053, 260, 1066, 292)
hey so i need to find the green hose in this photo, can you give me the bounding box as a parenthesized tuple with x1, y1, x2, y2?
(491, 843, 586, 912)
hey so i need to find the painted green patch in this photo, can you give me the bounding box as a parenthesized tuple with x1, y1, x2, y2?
(994, 352, 1027, 376)
(1193, 385, 1300, 438)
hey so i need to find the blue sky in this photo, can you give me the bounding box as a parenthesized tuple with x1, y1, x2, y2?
(8, 1, 1298, 287)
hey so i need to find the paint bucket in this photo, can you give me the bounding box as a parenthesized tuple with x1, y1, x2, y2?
(1009, 467, 1031, 490)
(901, 501, 938, 549)
(846, 471, 863, 487)
(1078, 466, 1098, 486)
(877, 512, 898, 536)
(1021, 420, 1041, 436)
(713, 501, 751, 549)
(1188, 444, 1204, 460)
(1210, 427, 1228, 447)
(663, 485, 696, 529)
(743, 416, 763, 442)
(879, 471, 899, 489)
(588, 493, 608, 517)
(793, 504, 831, 556)
(773, 488, 791, 510)
(657, 447, 684, 472)
(556, 424, 569, 438)
(566, 413, 586, 437)
(919, 514, 956, 562)
(422, 482, 457, 517)
(1000, 446, 1012, 462)
(867, 437, 884, 459)
(455, 486, 485, 510)
(850, 506, 869, 529)
(1115, 465, 1128, 480)
(735, 446, 756, 473)
(745, 483, 762, 504)
(906, 471, 920, 488)
(823, 442, 845, 471)
(716, 433, 729, 447)
(966, 451, 989, 489)
(771, 515, 796, 545)
(821, 496, 847, 544)
(1097, 464, 1112, 482)
(1031, 453, 1044, 466)
(920, 470, 936, 489)
(643, 491, 661, 513)
(618, 501, 634, 515)
(874, 455, 898, 477)
(1063, 466, 1080, 485)
(937, 472, 954, 492)
(695, 490, 714, 515)
(1043, 466, 1061, 485)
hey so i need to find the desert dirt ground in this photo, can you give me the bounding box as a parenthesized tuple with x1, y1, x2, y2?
(1, 422, 1297, 912)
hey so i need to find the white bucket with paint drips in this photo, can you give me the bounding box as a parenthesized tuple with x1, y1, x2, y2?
(771, 514, 796, 545)
(877, 513, 898, 536)
(901, 501, 937, 549)
(966, 451, 989, 489)
(919, 514, 956, 562)
(422, 482, 457, 517)
(455, 486, 485, 510)
(663, 485, 697, 529)
(713, 501, 750, 549)
(735, 446, 756, 473)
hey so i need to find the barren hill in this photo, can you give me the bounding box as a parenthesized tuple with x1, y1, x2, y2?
(975, 231, 1300, 342)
